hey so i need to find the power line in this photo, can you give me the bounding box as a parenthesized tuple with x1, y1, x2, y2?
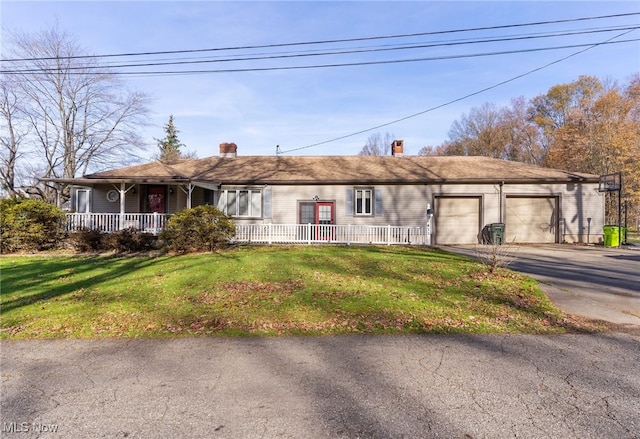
(2, 12, 638, 62)
(278, 30, 636, 154)
(2, 39, 636, 77)
(3, 26, 637, 74)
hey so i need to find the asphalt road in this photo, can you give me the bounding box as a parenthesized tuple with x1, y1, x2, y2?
(2, 244, 639, 438)
(2, 334, 639, 439)
(441, 244, 640, 328)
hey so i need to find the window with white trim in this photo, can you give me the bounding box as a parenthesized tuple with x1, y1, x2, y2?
(212, 189, 262, 217)
(355, 188, 373, 215)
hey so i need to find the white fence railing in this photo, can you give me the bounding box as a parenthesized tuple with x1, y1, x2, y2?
(234, 224, 428, 245)
(65, 214, 429, 245)
(65, 213, 170, 235)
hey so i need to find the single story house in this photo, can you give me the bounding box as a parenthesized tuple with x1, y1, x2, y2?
(49, 141, 605, 245)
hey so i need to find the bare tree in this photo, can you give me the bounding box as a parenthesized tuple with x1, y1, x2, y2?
(358, 132, 395, 156)
(2, 26, 151, 202)
(501, 96, 545, 165)
(0, 78, 27, 197)
(447, 102, 509, 158)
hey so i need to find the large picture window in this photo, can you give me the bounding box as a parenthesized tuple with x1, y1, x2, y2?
(355, 188, 373, 215)
(212, 189, 262, 217)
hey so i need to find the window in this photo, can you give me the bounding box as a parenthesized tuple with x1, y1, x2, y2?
(212, 189, 262, 217)
(346, 187, 382, 217)
(355, 188, 373, 215)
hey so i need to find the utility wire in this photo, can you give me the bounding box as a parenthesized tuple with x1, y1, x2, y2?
(2, 12, 638, 62)
(37, 24, 631, 67)
(278, 29, 637, 154)
(3, 26, 637, 74)
(2, 39, 636, 76)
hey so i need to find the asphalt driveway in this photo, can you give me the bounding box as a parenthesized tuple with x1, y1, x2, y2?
(440, 244, 640, 328)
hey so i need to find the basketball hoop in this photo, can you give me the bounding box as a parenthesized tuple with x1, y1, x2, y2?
(598, 173, 621, 192)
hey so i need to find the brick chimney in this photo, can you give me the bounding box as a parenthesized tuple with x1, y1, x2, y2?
(391, 140, 404, 157)
(219, 142, 237, 158)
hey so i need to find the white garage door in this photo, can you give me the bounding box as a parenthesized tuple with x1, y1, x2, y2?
(435, 197, 481, 244)
(506, 197, 558, 243)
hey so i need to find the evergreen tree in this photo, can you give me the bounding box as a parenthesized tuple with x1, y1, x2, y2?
(156, 115, 185, 163)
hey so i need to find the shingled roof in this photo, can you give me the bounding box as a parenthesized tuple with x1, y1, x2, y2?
(82, 154, 598, 185)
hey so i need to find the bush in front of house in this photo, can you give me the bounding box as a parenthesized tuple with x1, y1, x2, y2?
(0, 198, 66, 253)
(67, 228, 105, 252)
(104, 228, 156, 253)
(67, 228, 156, 253)
(159, 205, 236, 253)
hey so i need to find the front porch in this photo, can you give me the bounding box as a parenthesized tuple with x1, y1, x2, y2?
(66, 212, 171, 235)
(64, 213, 431, 245)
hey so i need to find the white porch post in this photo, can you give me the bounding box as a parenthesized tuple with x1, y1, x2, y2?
(119, 182, 126, 230)
(179, 184, 194, 209)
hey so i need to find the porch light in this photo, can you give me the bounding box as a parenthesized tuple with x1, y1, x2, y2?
(313, 195, 320, 202)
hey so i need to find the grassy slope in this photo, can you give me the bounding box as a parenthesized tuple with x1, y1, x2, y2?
(0, 246, 595, 339)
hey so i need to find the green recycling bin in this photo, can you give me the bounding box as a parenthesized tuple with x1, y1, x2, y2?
(489, 223, 505, 245)
(603, 225, 620, 247)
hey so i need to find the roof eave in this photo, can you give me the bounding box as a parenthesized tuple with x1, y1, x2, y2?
(39, 177, 191, 185)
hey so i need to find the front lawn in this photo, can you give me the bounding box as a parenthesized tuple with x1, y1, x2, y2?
(0, 246, 596, 338)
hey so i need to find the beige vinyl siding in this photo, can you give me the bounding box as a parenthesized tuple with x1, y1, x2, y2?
(168, 185, 182, 214)
(83, 185, 139, 213)
(560, 182, 604, 244)
(269, 184, 431, 226)
(91, 185, 122, 213)
(191, 186, 206, 207)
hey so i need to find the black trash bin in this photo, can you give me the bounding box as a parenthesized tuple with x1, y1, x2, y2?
(489, 223, 505, 245)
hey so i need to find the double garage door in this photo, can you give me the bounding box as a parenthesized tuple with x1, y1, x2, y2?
(434, 196, 558, 244)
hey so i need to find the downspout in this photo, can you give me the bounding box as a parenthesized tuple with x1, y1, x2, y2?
(499, 181, 504, 223)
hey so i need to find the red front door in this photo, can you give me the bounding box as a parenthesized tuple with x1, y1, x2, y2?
(148, 186, 166, 213)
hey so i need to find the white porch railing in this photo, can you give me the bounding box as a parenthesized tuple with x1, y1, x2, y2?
(65, 214, 429, 245)
(234, 224, 428, 245)
(65, 213, 170, 235)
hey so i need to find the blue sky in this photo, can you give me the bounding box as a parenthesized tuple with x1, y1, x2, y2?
(2, 1, 639, 161)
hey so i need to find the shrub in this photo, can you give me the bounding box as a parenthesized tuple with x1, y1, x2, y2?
(66, 228, 156, 253)
(0, 198, 66, 253)
(104, 228, 156, 253)
(67, 228, 106, 252)
(160, 205, 236, 253)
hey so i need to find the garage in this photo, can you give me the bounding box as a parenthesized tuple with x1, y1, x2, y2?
(434, 196, 481, 244)
(505, 196, 558, 243)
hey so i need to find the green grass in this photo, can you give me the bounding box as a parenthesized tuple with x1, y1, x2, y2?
(0, 246, 597, 339)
